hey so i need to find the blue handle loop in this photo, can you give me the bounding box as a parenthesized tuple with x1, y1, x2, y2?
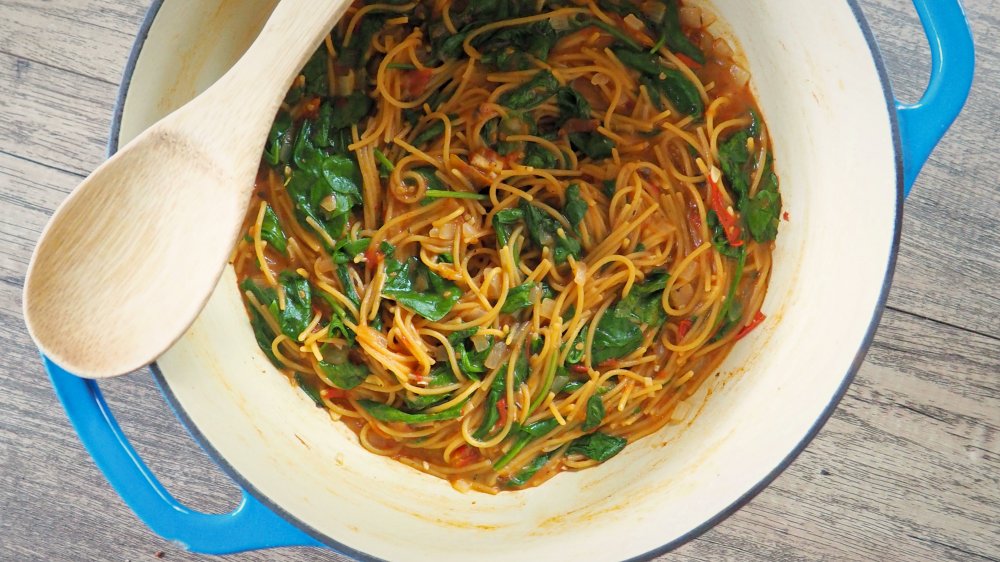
(897, 0, 975, 195)
(44, 356, 323, 554)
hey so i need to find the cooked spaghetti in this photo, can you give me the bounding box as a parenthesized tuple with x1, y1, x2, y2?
(233, 0, 782, 493)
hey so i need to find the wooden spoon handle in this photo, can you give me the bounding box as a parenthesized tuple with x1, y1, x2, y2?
(184, 0, 353, 144)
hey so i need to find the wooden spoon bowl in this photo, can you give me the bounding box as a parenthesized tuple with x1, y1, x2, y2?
(23, 0, 351, 378)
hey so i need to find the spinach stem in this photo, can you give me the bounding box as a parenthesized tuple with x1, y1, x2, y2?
(424, 189, 487, 200)
(527, 351, 559, 415)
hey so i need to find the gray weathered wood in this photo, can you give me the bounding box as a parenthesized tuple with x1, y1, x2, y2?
(0, 1, 997, 561)
(866, 0, 1000, 338)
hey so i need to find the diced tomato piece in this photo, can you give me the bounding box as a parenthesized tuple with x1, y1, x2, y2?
(300, 97, 321, 120)
(708, 176, 743, 247)
(321, 387, 346, 400)
(363, 246, 384, 265)
(677, 318, 693, 340)
(495, 398, 508, 428)
(735, 311, 767, 341)
(402, 68, 434, 98)
(570, 364, 589, 374)
(451, 444, 480, 468)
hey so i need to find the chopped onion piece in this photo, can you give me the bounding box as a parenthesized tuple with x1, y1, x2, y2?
(713, 38, 734, 59)
(680, 262, 697, 283)
(336, 70, 356, 97)
(529, 284, 543, 304)
(462, 221, 479, 241)
(679, 6, 702, 28)
(550, 14, 571, 32)
(470, 152, 490, 169)
(539, 297, 557, 319)
(320, 195, 336, 212)
(574, 261, 588, 285)
(642, 1, 666, 23)
(431, 222, 457, 240)
(709, 165, 722, 184)
(672, 283, 694, 308)
(671, 400, 691, 423)
(591, 74, 610, 86)
(730, 64, 751, 88)
(482, 269, 502, 300)
(471, 334, 491, 352)
(484, 340, 509, 370)
(508, 321, 530, 348)
(624, 13, 645, 30)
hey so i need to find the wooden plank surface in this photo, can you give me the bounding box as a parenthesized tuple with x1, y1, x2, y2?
(0, 1, 997, 561)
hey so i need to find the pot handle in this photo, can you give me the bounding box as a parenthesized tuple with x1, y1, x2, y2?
(897, 0, 975, 195)
(44, 356, 323, 554)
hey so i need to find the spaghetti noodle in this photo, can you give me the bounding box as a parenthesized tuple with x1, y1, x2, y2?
(233, 0, 782, 493)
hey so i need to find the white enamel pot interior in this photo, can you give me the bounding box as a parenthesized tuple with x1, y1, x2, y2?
(120, 1, 900, 560)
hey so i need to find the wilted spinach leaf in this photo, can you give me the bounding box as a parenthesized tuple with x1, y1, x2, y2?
(615, 272, 670, 326)
(499, 70, 560, 110)
(277, 272, 312, 339)
(614, 49, 703, 118)
(319, 360, 368, 390)
(493, 417, 560, 471)
(241, 279, 279, 363)
(520, 200, 581, 264)
(556, 86, 592, 126)
(294, 373, 324, 407)
(328, 92, 373, 129)
(479, 21, 557, 71)
(654, 0, 706, 64)
(264, 113, 294, 167)
(505, 452, 553, 488)
(358, 399, 464, 424)
(591, 313, 643, 364)
(745, 159, 781, 242)
(404, 366, 457, 410)
(582, 395, 605, 431)
(501, 282, 555, 314)
(563, 183, 588, 232)
(382, 256, 462, 321)
(493, 208, 525, 250)
(567, 432, 627, 462)
(590, 274, 669, 364)
(259, 204, 287, 255)
(569, 132, 616, 160)
(474, 353, 528, 439)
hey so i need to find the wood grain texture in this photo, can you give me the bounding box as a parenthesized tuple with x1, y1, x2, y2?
(866, 0, 1000, 338)
(0, 1, 996, 561)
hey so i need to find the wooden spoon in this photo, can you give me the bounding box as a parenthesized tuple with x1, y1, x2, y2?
(23, 0, 352, 378)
